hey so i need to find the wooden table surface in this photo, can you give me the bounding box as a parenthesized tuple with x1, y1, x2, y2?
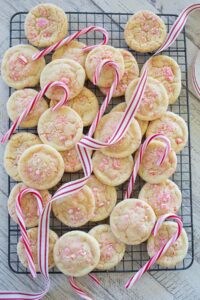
(1, 0, 200, 299)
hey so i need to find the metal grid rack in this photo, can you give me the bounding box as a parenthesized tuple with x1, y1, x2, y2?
(8, 12, 193, 274)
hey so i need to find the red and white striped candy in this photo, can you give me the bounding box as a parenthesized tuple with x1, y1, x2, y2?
(1, 81, 69, 144)
(15, 188, 44, 278)
(125, 214, 183, 289)
(32, 26, 109, 61)
(69, 275, 100, 300)
(124, 134, 171, 199)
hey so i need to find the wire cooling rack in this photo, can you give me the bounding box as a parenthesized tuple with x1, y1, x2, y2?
(8, 11, 193, 274)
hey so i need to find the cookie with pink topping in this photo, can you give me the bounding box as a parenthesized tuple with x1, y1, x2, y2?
(25, 3, 68, 47)
(1, 45, 45, 89)
(146, 111, 188, 153)
(53, 231, 100, 277)
(17, 227, 58, 271)
(92, 151, 134, 186)
(94, 112, 141, 158)
(52, 185, 95, 227)
(124, 11, 167, 53)
(125, 77, 169, 121)
(147, 221, 188, 267)
(18, 144, 64, 190)
(111, 102, 149, 136)
(40, 59, 85, 100)
(8, 183, 51, 228)
(87, 175, 117, 222)
(7, 89, 48, 128)
(100, 49, 139, 97)
(144, 55, 182, 104)
(110, 198, 156, 245)
(138, 180, 182, 217)
(38, 107, 83, 151)
(85, 45, 125, 88)
(89, 224, 125, 270)
(136, 140, 177, 184)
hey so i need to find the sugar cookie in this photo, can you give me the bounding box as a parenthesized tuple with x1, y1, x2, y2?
(18, 144, 64, 190)
(52, 40, 87, 68)
(40, 59, 85, 100)
(147, 221, 188, 267)
(59, 146, 82, 173)
(87, 175, 117, 222)
(146, 111, 188, 153)
(125, 77, 169, 121)
(137, 140, 177, 184)
(92, 151, 133, 186)
(124, 11, 167, 53)
(144, 55, 181, 104)
(1, 44, 45, 89)
(7, 89, 48, 128)
(17, 227, 58, 271)
(53, 231, 100, 277)
(8, 183, 51, 227)
(100, 49, 139, 97)
(85, 45, 125, 88)
(110, 198, 156, 245)
(25, 3, 68, 47)
(138, 180, 182, 217)
(38, 107, 83, 151)
(52, 186, 95, 227)
(94, 112, 141, 157)
(111, 102, 149, 136)
(89, 224, 125, 270)
(4, 132, 41, 181)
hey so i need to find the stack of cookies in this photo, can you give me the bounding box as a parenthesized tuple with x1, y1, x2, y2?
(2, 4, 189, 277)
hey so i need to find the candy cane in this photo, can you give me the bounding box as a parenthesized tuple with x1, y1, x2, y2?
(69, 275, 100, 300)
(32, 26, 109, 60)
(1, 81, 69, 143)
(15, 188, 44, 278)
(125, 214, 183, 289)
(124, 134, 171, 199)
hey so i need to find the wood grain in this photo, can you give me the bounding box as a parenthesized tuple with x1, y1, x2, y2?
(0, 0, 200, 299)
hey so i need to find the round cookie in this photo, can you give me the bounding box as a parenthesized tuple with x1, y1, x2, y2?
(92, 151, 134, 186)
(144, 55, 182, 104)
(52, 40, 87, 68)
(50, 87, 99, 127)
(137, 140, 177, 184)
(4, 132, 41, 181)
(147, 221, 188, 267)
(40, 59, 85, 100)
(59, 146, 83, 173)
(1, 44, 45, 89)
(85, 45, 125, 88)
(124, 11, 167, 53)
(38, 107, 83, 151)
(100, 49, 139, 97)
(8, 183, 51, 228)
(52, 186, 95, 227)
(125, 77, 169, 121)
(18, 144, 64, 190)
(110, 198, 156, 245)
(7, 89, 48, 128)
(138, 180, 182, 217)
(25, 3, 68, 48)
(87, 175, 117, 222)
(17, 227, 58, 271)
(111, 102, 149, 136)
(146, 111, 188, 153)
(94, 112, 141, 158)
(53, 231, 100, 277)
(89, 224, 125, 270)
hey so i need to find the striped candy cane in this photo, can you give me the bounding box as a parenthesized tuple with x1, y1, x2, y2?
(69, 275, 100, 300)
(32, 26, 109, 60)
(125, 214, 183, 289)
(124, 134, 171, 199)
(15, 188, 44, 278)
(1, 81, 70, 144)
